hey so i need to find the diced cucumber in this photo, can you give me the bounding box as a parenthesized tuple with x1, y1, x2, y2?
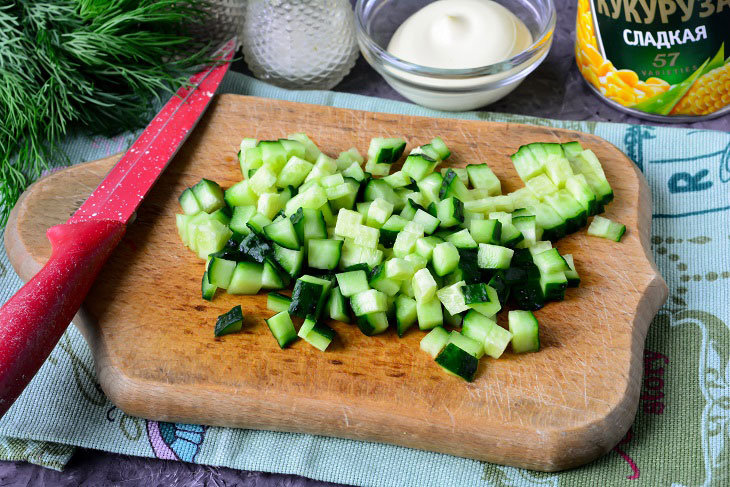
(267, 292, 292, 313)
(264, 218, 300, 250)
(291, 207, 328, 249)
(466, 163, 501, 196)
(350, 289, 388, 316)
(277, 156, 313, 188)
(429, 136, 451, 160)
(402, 154, 438, 182)
(201, 271, 216, 301)
(436, 280, 469, 315)
(544, 190, 587, 233)
(394, 295, 418, 337)
(587, 215, 626, 242)
(416, 297, 443, 330)
(262, 259, 288, 290)
(225, 180, 258, 207)
(565, 174, 598, 215)
(333, 208, 363, 239)
(298, 316, 336, 351)
(412, 268, 438, 302)
(544, 153, 574, 188)
(383, 170, 412, 189)
(336, 270, 370, 297)
(327, 287, 350, 322)
(533, 248, 569, 274)
(290, 275, 332, 319)
(356, 311, 390, 336)
(444, 228, 477, 249)
(208, 257, 236, 289)
(461, 310, 497, 343)
(435, 343, 478, 381)
(526, 173, 558, 199)
(368, 137, 406, 165)
(420, 326, 450, 358)
(477, 243, 514, 269)
(512, 215, 543, 249)
(366, 198, 395, 228)
(215, 305, 244, 336)
(510, 145, 544, 181)
(192, 179, 225, 213)
(436, 197, 464, 228)
(508, 310, 540, 353)
(342, 161, 366, 182)
(563, 254, 580, 287)
(447, 330, 483, 359)
(412, 209, 440, 234)
(466, 284, 501, 316)
(439, 169, 471, 201)
(249, 164, 278, 195)
(279, 138, 306, 160)
(527, 203, 566, 241)
(238, 232, 273, 263)
(179, 188, 202, 215)
(363, 178, 400, 209)
(539, 270, 568, 301)
(229, 205, 256, 235)
(308, 238, 343, 270)
(432, 242, 460, 276)
(416, 172, 443, 205)
(570, 150, 613, 205)
(287, 133, 321, 162)
(273, 243, 304, 278)
(258, 140, 287, 171)
(228, 261, 263, 294)
(393, 230, 421, 258)
(265, 311, 298, 348)
(487, 270, 510, 304)
(194, 219, 233, 260)
(470, 219, 501, 245)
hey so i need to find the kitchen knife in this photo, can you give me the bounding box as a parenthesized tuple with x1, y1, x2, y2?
(0, 38, 236, 418)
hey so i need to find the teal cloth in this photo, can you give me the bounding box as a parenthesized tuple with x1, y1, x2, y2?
(0, 72, 728, 486)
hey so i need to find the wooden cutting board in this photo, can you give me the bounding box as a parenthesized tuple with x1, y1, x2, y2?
(5, 95, 668, 471)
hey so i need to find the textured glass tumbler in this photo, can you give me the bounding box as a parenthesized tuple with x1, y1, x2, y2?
(188, 0, 246, 49)
(242, 0, 359, 90)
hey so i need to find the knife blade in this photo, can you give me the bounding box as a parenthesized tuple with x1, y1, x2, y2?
(0, 39, 236, 418)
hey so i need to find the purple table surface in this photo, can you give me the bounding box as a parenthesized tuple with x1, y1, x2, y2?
(2, 2, 728, 486)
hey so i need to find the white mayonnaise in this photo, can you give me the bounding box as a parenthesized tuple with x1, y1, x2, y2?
(387, 0, 532, 70)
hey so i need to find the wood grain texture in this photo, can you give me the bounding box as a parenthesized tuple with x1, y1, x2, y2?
(5, 95, 668, 471)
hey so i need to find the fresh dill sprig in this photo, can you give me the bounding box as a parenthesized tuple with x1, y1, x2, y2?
(0, 0, 213, 225)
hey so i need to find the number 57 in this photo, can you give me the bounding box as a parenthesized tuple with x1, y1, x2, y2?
(653, 53, 680, 68)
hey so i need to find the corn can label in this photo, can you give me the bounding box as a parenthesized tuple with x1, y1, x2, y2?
(575, 0, 730, 117)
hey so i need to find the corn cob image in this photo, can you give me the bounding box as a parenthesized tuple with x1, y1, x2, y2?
(574, 0, 670, 107)
(671, 63, 730, 116)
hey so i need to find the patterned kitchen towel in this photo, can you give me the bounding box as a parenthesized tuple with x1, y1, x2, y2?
(0, 72, 727, 486)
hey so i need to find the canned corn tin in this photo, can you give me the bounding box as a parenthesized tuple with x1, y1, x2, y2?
(575, 0, 730, 121)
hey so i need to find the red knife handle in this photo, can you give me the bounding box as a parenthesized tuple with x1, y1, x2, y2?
(0, 220, 126, 418)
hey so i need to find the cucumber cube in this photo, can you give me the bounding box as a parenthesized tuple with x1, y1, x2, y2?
(477, 243, 514, 269)
(420, 326, 450, 358)
(350, 289, 388, 316)
(412, 268, 438, 302)
(215, 305, 244, 337)
(366, 198, 395, 228)
(416, 297, 443, 330)
(436, 281, 470, 315)
(265, 311, 298, 348)
(432, 242, 460, 276)
(509, 310, 540, 353)
(395, 295, 418, 337)
(385, 258, 415, 281)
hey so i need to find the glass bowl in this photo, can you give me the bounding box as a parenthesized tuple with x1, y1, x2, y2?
(355, 0, 556, 111)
